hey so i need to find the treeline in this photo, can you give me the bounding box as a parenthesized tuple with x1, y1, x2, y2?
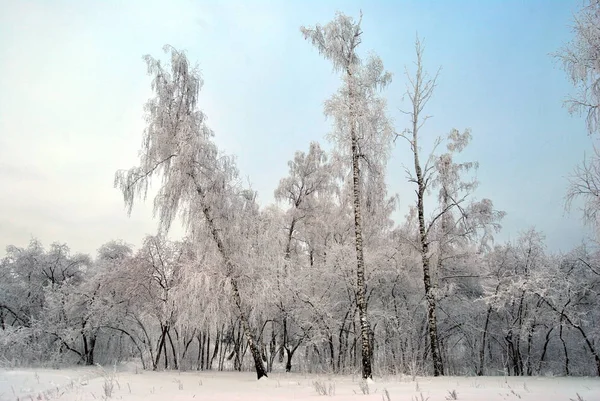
(1, 228, 599, 376)
(2, 5, 600, 379)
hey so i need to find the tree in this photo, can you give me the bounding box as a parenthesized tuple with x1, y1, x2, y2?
(0, 240, 93, 365)
(397, 36, 446, 376)
(551, 2, 600, 373)
(481, 230, 600, 376)
(531, 243, 600, 376)
(301, 11, 393, 379)
(555, 0, 600, 137)
(565, 148, 600, 229)
(92, 240, 153, 368)
(0, 240, 48, 329)
(114, 45, 268, 379)
(555, 0, 600, 229)
(274, 141, 333, 371)
(396, 37, 503, 376)
(123, 235, 186, 370)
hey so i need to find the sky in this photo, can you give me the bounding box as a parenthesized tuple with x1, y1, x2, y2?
(0, 0, 594, 258)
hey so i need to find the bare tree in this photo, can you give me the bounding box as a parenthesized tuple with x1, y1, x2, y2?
(566, 147, 600, 229)
(114, 45, 268, 379)
(396, 36, 445, 376)
(398, 38, 503, 377)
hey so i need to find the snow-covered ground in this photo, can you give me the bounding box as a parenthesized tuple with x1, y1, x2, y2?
(1, 366, 599, 401)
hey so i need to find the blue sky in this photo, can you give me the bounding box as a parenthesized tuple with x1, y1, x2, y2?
(0, 0, 593, 256)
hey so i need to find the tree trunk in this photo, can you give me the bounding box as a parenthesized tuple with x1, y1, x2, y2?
(285, 348, 293, 372)
(201, 332, 207, 370)
(280, 315, 287, 363)
(269, 326, 276, 372)
(210, 327, 220, 370)
(478, 305, 493, 375)
(163, 334, 169, 369)
(414, 129, 440, 375)
(505, 330, 521, 376)
(206, 332, 211, 370)
(218, 336, 226, 371)
(167, 329, 178, 370)
(196, 334, 202, 370)
(338, 307, 352, 372)
(83, 334, 95, 366)
(154, 325, 168, 371)
(525, 324, 534, 376)
(230, 279, 267, 378)
(199, 195, 268, 379)
(407, 38, 444, 377)
(559, 319, 570, 375)
(537, 326, 554, 374)
(328, 334, 336, 372)
(233, 320, 243, 371)
(181, 330, 196, 362)
(284, 342, 302, 373)
(348, 69, 372, 380)
(419, 218, 443, 376)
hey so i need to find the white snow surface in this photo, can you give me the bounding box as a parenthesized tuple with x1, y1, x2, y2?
(0, 367, 599, 401)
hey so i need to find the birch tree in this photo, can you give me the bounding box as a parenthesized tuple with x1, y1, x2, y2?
(397, 36, 446, 376)
(395, 37, 505, 376)
(301, 11, 393, 379)
(114, 45, 268, 379)
(555, 0, 600, 230)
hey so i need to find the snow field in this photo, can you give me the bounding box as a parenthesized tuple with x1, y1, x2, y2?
(1, 368, 599, 401)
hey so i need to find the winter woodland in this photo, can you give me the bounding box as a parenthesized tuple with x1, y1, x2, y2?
(2, 3, 600, 391)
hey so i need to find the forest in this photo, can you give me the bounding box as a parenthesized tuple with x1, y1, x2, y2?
(1, 2, 600, 383)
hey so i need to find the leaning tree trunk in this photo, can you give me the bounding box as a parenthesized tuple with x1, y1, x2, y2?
(199, 192, 268, 380)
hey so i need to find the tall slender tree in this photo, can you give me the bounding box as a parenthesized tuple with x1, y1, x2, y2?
(397, 36, 445, 376)
(301, 11, 393, 379)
